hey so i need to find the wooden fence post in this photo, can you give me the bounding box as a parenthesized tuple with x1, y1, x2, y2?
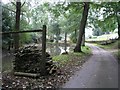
(41, 25, 46, 75)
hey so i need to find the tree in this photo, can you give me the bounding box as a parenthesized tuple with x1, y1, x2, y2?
(92, 25, 104, 36)
(51, 23, 61, 43)
(2, 3, 14, 50)
(74, 2, 90, 52)
(14, 0, 21, 51)
(89, 2, 120, 39)
(103, 2, 120, 39)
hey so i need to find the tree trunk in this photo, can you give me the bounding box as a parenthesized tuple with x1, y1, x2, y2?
(75, 29, 77, 43)
(118, 22, 120, 40)
(116, 15, 120, 49)
(64, 32, 67, 52)
(82, 33, 85, 46)
(117, 16, 120, 39)
(74, 2, 89, 52)
(115, 2, 120, 39)
(14, 0, 21, 51)
(41, 25, 47, 75)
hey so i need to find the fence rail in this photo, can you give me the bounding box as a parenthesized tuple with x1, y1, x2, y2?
(0, 29, 43, 34)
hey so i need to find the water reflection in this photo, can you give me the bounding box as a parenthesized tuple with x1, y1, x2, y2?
(46, 43, 71, 56)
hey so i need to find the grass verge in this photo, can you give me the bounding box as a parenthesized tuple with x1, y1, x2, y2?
(114, 50, 120, 61)
(52, 46, 92, 67)
(96, 41, 118, 50)
(95, 40, 120, 61)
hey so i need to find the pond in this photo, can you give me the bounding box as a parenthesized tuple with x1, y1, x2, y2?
(46, 44, 71, 56)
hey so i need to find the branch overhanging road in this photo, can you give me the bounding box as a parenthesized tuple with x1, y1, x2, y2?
(63, 43, 118, 88)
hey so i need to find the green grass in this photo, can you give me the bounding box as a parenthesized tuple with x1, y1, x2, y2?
(96, 40, 119, 50)
(95, 40, 120, 61)
(86, 33, 118, 41)
(52, 46, 92, 67)
(53, 55, 69, 64)
(114, 50, 120, 61)
(118, 50, 120, 60)
(82, 46, 92, 54)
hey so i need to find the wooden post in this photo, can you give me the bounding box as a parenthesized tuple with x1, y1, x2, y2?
(14, 0, 21, 51)
(0, 2, 1, 42)
(41, 25, 46, 75)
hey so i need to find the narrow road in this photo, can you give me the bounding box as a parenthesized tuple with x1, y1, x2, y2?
(63, 44, 118, 88)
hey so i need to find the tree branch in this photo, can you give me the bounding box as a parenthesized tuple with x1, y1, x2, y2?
(11, 2, 16, 6)
(2, 6, 16, 13)
(21, 2, 25, 8)
(2, 6, 24, 15)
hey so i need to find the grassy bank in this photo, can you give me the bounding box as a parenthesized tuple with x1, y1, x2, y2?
(96, 40, 118, 49)
(96, 40, 120, 61)
(114, 50, 120, 61)
(52, 46, 92, 67)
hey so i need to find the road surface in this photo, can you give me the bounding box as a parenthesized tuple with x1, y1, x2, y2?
(63, 44, 118, 88)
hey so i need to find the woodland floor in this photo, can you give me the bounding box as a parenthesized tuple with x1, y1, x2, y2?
(2, 48, 91, 89)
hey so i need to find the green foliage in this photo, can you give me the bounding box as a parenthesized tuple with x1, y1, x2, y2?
(52, 23, 61, 36)
(2, 3, 14, 49)
(3, 1, 119, 49)
(92, 27, 104, 36)
(81, 46, 92, 54)
(51, 23, 61, 42)
(53, 55, 69, 65)
(43, 2, 83, 42)
(20, 33, 33, 44)
(89, 2, 119, 35)
(2, 2, 38, 47)
(70, 35, 77, 43)
(70, 32, 77, 43)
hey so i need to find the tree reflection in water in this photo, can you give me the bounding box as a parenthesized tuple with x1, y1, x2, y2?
(46, 43, 71, 56)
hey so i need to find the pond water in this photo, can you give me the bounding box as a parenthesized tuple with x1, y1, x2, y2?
(46, 45, 71, 56)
